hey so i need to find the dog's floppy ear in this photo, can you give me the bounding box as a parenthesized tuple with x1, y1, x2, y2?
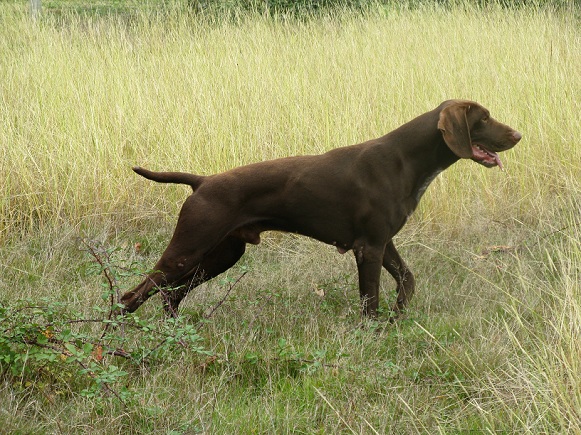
(437, 103, 474, 159)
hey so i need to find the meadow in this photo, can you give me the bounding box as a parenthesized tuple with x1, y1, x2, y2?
(0, 1, 580, 433)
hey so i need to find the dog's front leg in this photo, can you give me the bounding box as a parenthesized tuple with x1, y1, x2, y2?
(354, 243, 385, 318)
(382, 240, 415, 322)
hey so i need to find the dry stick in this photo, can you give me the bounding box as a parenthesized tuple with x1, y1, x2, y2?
(104, 348, 131, 358)
(527, 223, 576, 247)
(46, 318, 109, 326)
(83, 239, 117, 295)
(81, 239, 119, 340)
(74, 357, 127, 403)
(202, 271, 248, 320)
(272, 357, 341, 370)
(160, 288, 179, 318)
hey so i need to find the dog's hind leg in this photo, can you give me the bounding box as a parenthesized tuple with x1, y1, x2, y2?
(162, 235, 247, 315)
(121, 195, 240, 313)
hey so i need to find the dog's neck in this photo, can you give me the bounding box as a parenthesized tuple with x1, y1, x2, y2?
(383, 109, 460, 206)
(411, 136, 458, 202)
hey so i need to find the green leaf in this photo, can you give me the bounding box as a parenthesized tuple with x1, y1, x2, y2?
(82, 343, 94, 354)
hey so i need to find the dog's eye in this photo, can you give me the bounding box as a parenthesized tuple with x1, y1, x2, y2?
(482, 117, 489, 123)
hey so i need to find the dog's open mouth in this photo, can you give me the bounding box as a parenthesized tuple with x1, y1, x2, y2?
(472, 143, 503, 170)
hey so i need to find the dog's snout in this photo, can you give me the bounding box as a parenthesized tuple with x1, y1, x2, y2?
(512, 131, 522, 143)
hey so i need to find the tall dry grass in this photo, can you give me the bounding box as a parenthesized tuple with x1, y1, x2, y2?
(1, 4, 579, 236)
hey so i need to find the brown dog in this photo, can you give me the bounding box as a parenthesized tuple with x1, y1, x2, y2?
(121, 100, 521, 320)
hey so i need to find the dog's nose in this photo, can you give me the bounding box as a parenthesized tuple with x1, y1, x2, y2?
(512, 131, 522, 143)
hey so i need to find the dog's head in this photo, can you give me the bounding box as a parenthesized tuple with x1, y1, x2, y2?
(437, 100, 522, 169)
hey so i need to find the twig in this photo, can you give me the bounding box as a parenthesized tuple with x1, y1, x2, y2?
(105, 348, 132, 359)
(74, 358, 127, 404)
(526, 223, 576, 247)
(81, 239, 119, 339)
(273, 357, 341, 370)
(82, 239, 117, 295)
(203, 271, 248, 319)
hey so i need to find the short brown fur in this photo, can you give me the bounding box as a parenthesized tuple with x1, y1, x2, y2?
(121, 100, 521, 320)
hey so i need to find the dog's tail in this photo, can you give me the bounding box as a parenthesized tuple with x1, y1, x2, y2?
(133, 166, 205, 190)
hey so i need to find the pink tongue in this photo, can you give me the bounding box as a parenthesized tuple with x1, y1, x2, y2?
(473, 145, 504, 170)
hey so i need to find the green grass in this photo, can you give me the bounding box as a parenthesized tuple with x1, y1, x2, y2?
(1, 2, 580, 433)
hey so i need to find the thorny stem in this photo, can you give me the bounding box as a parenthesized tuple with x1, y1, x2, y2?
(81, 239, 119, 340)
(203, 271, 248, 320)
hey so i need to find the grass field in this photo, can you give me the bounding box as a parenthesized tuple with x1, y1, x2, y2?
(1, 1, 580, 433)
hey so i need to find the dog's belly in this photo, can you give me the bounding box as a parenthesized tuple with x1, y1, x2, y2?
(230, 216, 356, 254)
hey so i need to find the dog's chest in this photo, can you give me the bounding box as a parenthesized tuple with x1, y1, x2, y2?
(414, 168, 443, 202)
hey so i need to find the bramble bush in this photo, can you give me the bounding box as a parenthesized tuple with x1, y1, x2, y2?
(0, 240, 213, 405)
